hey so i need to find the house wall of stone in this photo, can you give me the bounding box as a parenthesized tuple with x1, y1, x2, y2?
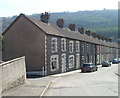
(0, 64, 2, 98)
(46, 34, 81, 75)
(1, 56, 26, 93)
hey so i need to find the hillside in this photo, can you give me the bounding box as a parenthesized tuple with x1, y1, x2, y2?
(1, 9, 118, 42)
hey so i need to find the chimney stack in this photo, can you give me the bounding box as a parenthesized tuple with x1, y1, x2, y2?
(91, 32, 97, 38)
(101, 36, 104, 41)
(105, 37, 112, 42)
(56, 18, 64, 28)
(69, 24, 75, 31)
(40, 12, 50, 23)
(105, 37, 108, 42)
(85, 30, 91, 36)
(96, 34, 101, 39)
(78, 27, 85, 34)
(108, 38, 112, 42)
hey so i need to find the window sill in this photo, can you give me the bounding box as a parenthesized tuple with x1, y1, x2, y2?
(61, 50, 66, 52)
(51, 51, 58, 53)
(51, 68, 59, 72)
(69, 66, 74, 69)
(69, 52, 74, 53)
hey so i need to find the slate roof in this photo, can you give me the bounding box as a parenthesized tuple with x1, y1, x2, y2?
(27, 16, 64, 37)
(27, 16, 107, 45)
(28, 16, 119, 48)
(2, 14, 119, 48)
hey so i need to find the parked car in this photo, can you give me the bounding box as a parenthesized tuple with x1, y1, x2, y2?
(81, 63, 98, 73)
(101, 61, 111, 67)
(112, 58, 119, 64)
(118, 58, 120, 63)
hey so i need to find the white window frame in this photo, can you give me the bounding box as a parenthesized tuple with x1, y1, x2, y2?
(68, 55, 74, 68)
(86, 43, 89, 53)
(61, 38, 66, 52)
(76, 41, 80, 52)
(69, 41, 74, 53)
(61, 53, 66, 72)
(50, 55, 59, 71)
(51, 38, 58, 53)
(81, 43, 84, 53)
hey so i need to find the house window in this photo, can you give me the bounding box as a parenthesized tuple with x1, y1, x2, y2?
(86, 43, 89, 53)
(51, 38, 58, 53)
(68, 55, 74, 68)
(76, 41, 80, 52)
(69, 41, 74, 53)
(61, 38, 66, 52)
(81, 43, 84, 53)
(93, 44, 96, 53)
(50, 55, 59, 71)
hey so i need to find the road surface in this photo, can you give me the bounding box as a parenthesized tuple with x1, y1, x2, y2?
(44, 64, 118, 96)
(0, 51, 2, 61)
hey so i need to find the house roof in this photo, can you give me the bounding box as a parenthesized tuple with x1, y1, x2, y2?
(27, 16, 64, 37)
(2, 14, 118, 48)
(28, 17, 106, 45)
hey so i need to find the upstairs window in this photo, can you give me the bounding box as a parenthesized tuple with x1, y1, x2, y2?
(68, 55, 74, 68)
(51, 38, 58, 53)
(92, 44, 96, 53)
(50, 55, 59, 71)
(76, 41, 80, 52)
(61, 38, 66, 52)
(81, 43, 85, 53)
(86, 43, 89, 53)
(97, 46, 100, 54)
(69, 41, 74, 53)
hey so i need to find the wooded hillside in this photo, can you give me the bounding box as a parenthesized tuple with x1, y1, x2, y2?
(1, 9, 118, 42)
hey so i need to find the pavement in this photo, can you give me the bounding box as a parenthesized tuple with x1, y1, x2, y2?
(1, 64, 105, 97)
(2, 69, 82, 97)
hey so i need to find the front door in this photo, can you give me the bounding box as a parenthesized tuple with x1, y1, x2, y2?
(61, 53, 66, 72)
(76, 54, 80, 69)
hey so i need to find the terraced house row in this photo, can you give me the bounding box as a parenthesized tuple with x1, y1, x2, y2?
(2, 12, 119, 76)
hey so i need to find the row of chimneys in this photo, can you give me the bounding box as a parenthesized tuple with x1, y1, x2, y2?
(40, 12, 112, 42)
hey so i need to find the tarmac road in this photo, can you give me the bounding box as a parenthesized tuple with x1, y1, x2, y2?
(0, 51, 2, 61)
(44, 64, 118, 96)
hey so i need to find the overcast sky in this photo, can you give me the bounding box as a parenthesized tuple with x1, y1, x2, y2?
(0, 0, 119, 17)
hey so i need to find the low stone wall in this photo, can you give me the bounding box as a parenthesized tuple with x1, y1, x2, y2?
(0, 56, 26, 94)
(0, 64, 2, 98)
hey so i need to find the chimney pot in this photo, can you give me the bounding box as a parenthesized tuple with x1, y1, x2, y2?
(56, 18, 64, 28)
(105, 38, 108, 41)
(91, 32, 97, 38)
(108, 38, 112, 42)
(69, 24, 75, 31)
(40, 12, 50, 23)
(78, 27, 85, 34)
(96, 34, 101, 39)
(105, 37, 112, 42)
(85, 30, 91, 36)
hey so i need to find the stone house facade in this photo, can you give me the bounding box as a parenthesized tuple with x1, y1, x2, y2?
(2, 12, 119, 75)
